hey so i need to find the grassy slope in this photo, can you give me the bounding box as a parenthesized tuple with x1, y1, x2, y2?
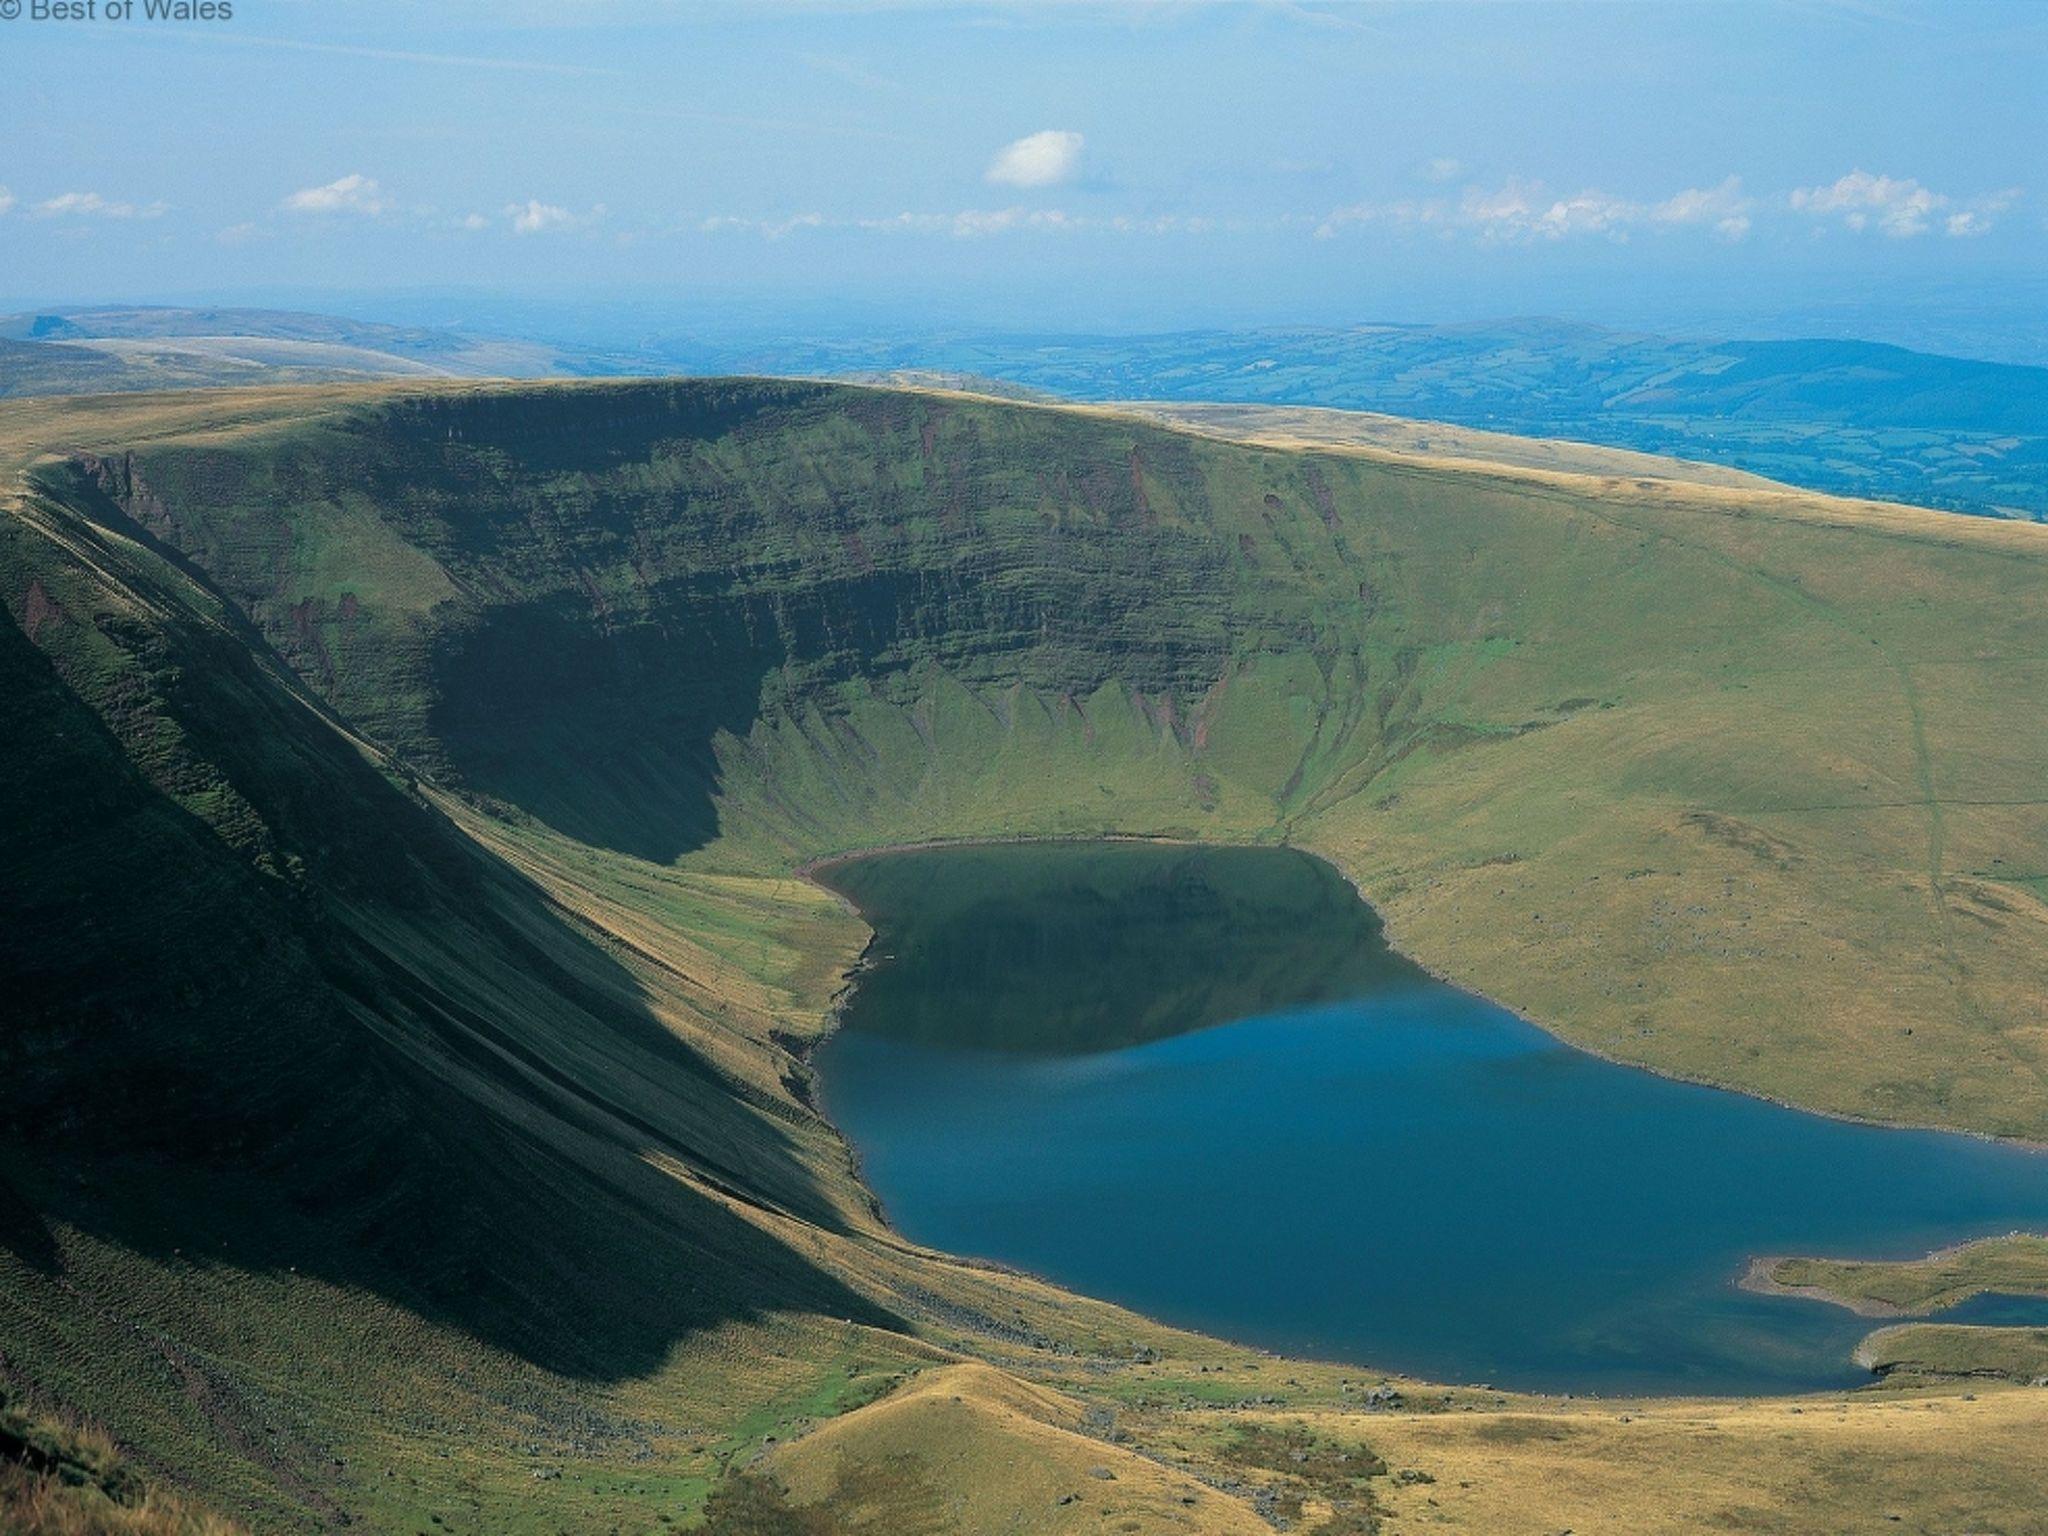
(55, 376, 2039, 1135)
(0, 1391, 245, 1535)
(1115, 398, 1785, 491)
(1854, 1325, 2048, 1384)
(3, 379, 2047, 1534)
(1765, 1234, 2048, 1316)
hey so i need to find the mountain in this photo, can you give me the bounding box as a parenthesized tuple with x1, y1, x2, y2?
(2, 380, 2046, 1533)
(658, 320, 2048, 520)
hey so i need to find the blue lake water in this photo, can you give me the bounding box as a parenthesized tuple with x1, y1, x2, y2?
(814, 842, 2048, 1396)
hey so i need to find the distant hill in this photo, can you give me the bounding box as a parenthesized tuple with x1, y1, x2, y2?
(657, 320, 2048, 520)
(3, 308, 2042, 519)
(0, 305, 631, 396)
(1114, 399, 1786, 492)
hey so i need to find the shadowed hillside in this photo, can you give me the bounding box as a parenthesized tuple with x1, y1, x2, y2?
(0, 472, 895, 1370)
(32, 378, 2045, 1132)
(3, 379, 2047, 1532)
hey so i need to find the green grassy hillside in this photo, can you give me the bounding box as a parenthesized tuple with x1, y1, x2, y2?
(3, 379, 2047, 1533)
(36, 377, 2045, 1132)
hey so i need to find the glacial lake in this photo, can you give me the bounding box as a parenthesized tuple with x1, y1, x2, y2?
(813, 842, 2048, 1396)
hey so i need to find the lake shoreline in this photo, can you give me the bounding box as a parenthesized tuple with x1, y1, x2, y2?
(795, 837, 2048, 1398)
(1736, 1256, 1913, 1318)
(796, 831, 2048, 1155)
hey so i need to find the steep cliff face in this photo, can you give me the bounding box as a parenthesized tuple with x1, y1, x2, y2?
(19, 378, 2048, 1141)
(46, 383, 1295, 863)
(0, 437, 892, 1386)
(45, 381, 1544, 878)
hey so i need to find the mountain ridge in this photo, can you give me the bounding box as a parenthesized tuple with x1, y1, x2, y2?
(4, 378, 2047, 1532)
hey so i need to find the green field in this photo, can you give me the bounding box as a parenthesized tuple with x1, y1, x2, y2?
(1855, 1324, 2048, 1384)
(1761, 1234, 2048, 1317)
(4, 379, 2048, 1534)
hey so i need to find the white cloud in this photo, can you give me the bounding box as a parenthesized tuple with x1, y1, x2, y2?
(762, 211, 824, 239)
(460, 212, 490, 231)
(1793, 173, 2019, 239)
(1945, 187, 2022, 238)
(1313, 204, 1371, 239)
(0, 186, 13, 217)
(1423, 157, 1464, 184)
(1313, 198, 1441, 239)
(1789, 170, 1951, 237)
(948, 205, 1078, 237)
(1457, 179, 1541, 237)
(1536, 190, 1638, 239)
(282, 173, 388, 216)
(985, 129, 1084, 189)
(1651, 176, 1753, 241)
(507, 199, 602, 234)
(1316, 174, 1758, 245)
(700, 211, 824, 239)
(700, 205, 1209, 241)
(33, 191, 168, 220)
(1459, 179, 1639, 242)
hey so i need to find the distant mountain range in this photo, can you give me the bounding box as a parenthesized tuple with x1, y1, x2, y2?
(680, 321, 2048, 520)
(0, 305, 627, 395)
(2, 306, 2043, 518)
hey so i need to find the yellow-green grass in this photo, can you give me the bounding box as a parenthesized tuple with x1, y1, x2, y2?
(6, 379, 2048, 1535)
(1117, 398, 1785, 492)
(0, 1391, 245, 1535)
(1315, 1386, 2048, 1536)
(1854, 1324, 2048, 1384)
(1761, 1233, 2048, 1317)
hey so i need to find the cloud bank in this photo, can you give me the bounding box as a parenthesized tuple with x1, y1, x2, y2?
(1789, 171, 2017, 239)
(34, 192, 167, 220)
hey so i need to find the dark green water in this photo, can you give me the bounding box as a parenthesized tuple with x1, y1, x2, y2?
(814, 842, 2048, 1396)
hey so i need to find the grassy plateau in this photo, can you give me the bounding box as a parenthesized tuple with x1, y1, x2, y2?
(3, 378, 2047, 1533)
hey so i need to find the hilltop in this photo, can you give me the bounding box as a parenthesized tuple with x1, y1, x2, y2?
(6, 308, 2043, 519)
(671, 320, 2048, 519)
(3, 379, 2046, 1533)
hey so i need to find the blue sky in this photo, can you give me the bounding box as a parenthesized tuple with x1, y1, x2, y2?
(1, 1, 2042, 339)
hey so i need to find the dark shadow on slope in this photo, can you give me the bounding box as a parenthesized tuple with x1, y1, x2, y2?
(424, 563, 1072, 864)
(821, 842, 1423, 1056)
(39, 380, 1245, 866)
(0, 564, 895, 1384)
(0, 1164, 60, 1276)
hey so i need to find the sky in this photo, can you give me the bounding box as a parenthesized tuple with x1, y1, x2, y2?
(0, 0, 2043, 346)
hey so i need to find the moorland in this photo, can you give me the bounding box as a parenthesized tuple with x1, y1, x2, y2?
(3, 377, 2047, 1533)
